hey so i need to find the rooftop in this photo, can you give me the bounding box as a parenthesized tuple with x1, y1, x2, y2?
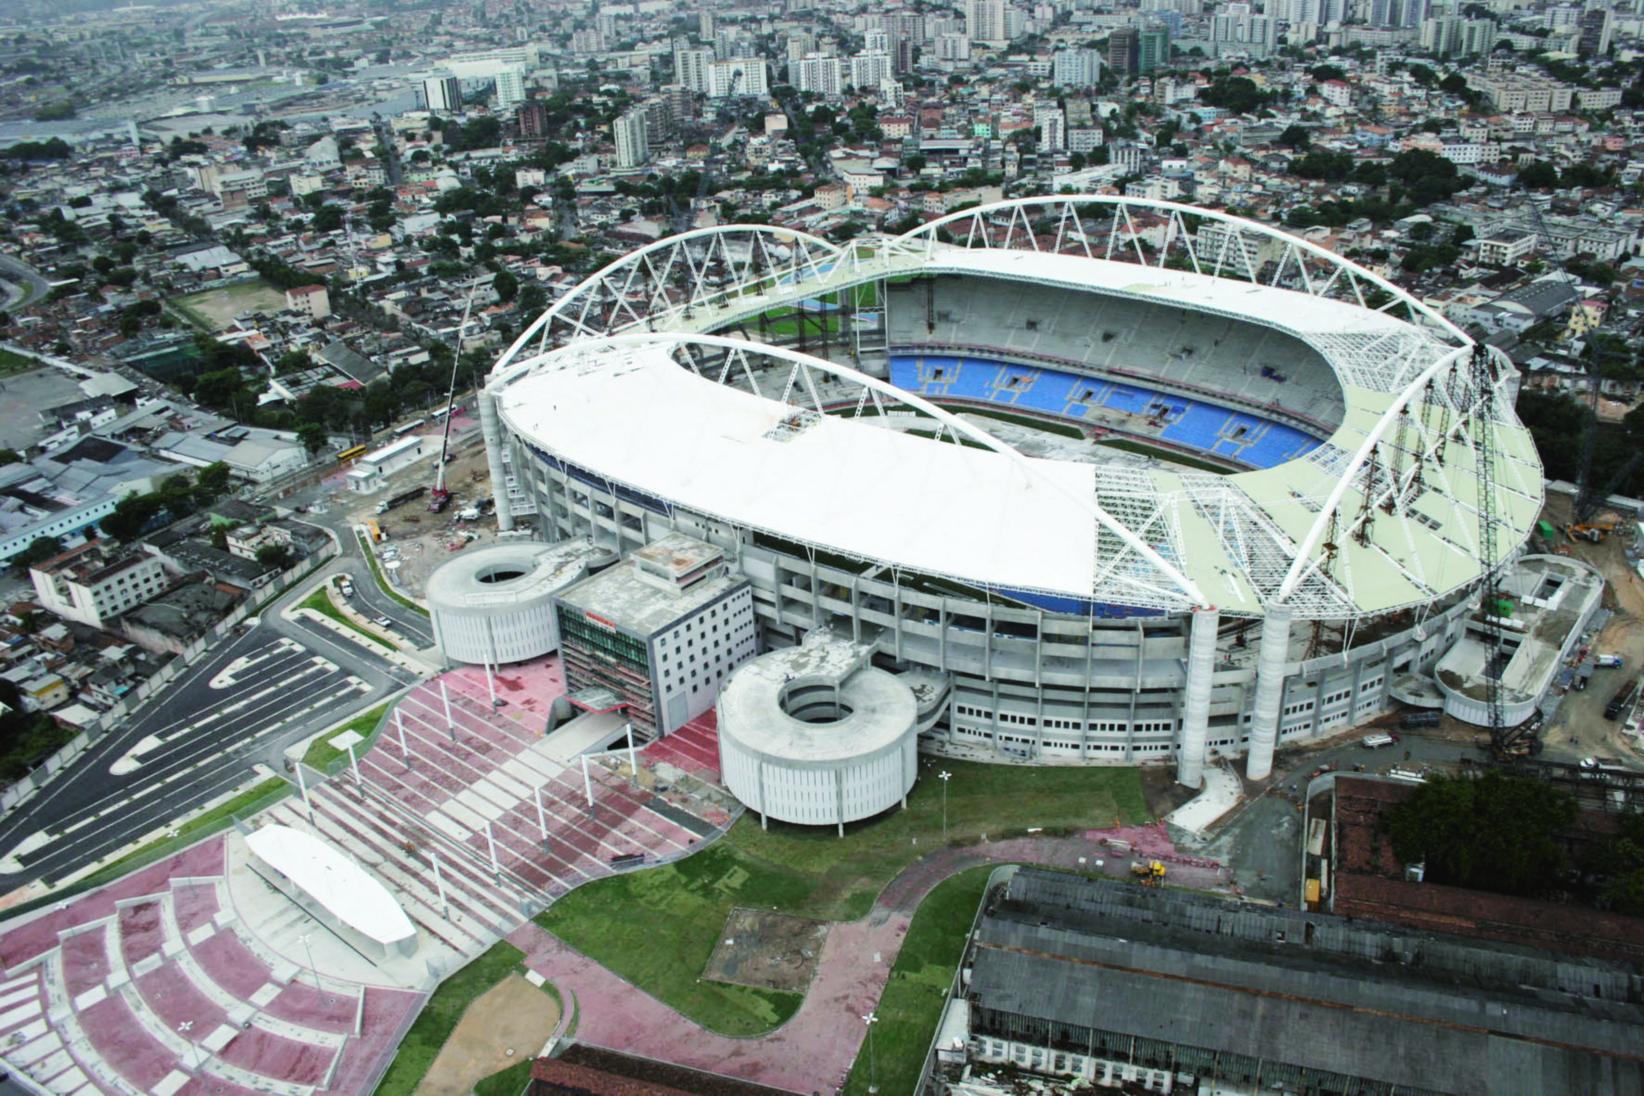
(554, 533, 747, 637)
(967, 868, 1644, 1095)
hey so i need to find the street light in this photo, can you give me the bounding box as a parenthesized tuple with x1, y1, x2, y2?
(298, 932, 330, 1004)
(937, 770, 952, 844)
(863, 1011, 880, 1094)
(177, 1019, 202, 1072)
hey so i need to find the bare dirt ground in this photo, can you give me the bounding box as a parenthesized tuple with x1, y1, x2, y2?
(172, 280, 290, 331)
(345, 434, 500, 599)
(703, 908, 829, 994)
(1535, 500, 1644, 764)
(414, 974, 560, 1096)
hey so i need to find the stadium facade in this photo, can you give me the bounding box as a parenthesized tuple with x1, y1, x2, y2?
(477, 198, 1543, 788)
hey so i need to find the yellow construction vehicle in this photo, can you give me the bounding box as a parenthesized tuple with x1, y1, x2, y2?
(1130, 860, 1166, 886)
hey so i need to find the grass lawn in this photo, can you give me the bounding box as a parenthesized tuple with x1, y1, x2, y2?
(0, 346, 35, 378)
(373, 941, 526, 1096)
(301, 700, 389, 772)
(536, 842, 807, 1037)
(473, 1058, 533, 1096)
(356, 532, 430, 617)
(297, 587, 394, 650)
(1098, 437, 1235, 473)
(843, 865, 996, 1096)
(536, 760, 1143, 1035)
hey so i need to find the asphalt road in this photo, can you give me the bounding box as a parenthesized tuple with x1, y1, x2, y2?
(0, 253, 48, 310)
(0, 533, 427, 887)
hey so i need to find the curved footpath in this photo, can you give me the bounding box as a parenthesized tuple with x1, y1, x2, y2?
(509, 826, 1230, 1094)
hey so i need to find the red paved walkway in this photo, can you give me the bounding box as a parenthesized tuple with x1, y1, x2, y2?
(510, 827, 1229, 1094)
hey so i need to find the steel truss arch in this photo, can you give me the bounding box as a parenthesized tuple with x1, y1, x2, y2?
(485, 201, 1541, 623)
(894, 194, 1469, 349)
(493, 224, 847, 383)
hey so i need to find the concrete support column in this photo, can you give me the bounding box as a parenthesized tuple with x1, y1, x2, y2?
(479, 389, 514, 531)
(1176, 606, 1219, 789)
(1245, 606, 1293, 782)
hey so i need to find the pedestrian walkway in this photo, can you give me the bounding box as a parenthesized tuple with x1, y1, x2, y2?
(0, 836, 421, 1094)
(509, 828, 1229, 1094)
(260, 656, 740, 969)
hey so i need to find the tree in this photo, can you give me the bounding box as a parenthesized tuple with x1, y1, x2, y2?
(193, 462, 232, 505)
(1439, 72, 1468, 95)
(1386, 771, 1577, 897)
(298, 421, 329, 457)
(1279, 124, 1311, 150)
(13, 536, 61, 571)
(1518, 160, 1559, 189)
(491, 268, 519, 304)
(256, 544, 294, 571)
(100, 492, 165, 542)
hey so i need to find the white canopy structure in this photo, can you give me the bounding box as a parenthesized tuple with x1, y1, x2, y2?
(246, 824, 418, 960)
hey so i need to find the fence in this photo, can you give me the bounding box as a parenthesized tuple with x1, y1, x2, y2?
(914, 864, 1018, 1096)
(0, 537, 340, 817)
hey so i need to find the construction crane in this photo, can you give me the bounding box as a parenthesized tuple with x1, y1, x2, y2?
(1472, 344, 1536, 758)
(428, 286, 479, 514)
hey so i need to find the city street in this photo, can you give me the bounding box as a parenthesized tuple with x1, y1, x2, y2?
(0, 563, 423, 887)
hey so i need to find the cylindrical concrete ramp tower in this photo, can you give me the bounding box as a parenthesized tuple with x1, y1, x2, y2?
(479, 389, 514, 531)
(1176, 607, 1219, 789)
(1244, 606, 1293, 781)
(718, 633, 919, 836)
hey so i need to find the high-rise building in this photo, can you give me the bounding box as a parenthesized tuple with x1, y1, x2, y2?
(936, 32, 972, 61)
(706, 58, 768, 98)
(494, 67, 526, 111)
(517, 99, 551, 141)
(613, 107, 650, 168)
(675, 45, 714, 92)
(849, 50, 892, 89)
(792, 53, 845, 96)
(969, 0, 1013, 45)
(1578, 6, 1613, 56)
(1052, 47, 1103, 87)
(422, 75, 463, 113)
(1138, 26, 1171, 72)
(699, 9, 716, 38)
(1034, 104, 1066, 150)
(1108, 26, 1139, 77)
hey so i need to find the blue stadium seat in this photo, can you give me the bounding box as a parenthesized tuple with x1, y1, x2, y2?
(889, 354, 1319, 470)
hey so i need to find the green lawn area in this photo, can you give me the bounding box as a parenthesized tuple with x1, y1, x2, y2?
(473, 1059, 533, 1096)
(297, 587, 394, 650)
(301, 700, 390, 771)
(373, 941, 526, 1096)
(1098, 437, 1235, 473)
(536, 760, 1143, 1036)
(0, 346, 35, 378)
(356, 532, 430, 617)
(843, 865, 996, 1096)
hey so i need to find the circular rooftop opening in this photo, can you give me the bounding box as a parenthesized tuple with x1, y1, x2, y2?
(780, 680, 853, 725)
(475, 565, 526, 585)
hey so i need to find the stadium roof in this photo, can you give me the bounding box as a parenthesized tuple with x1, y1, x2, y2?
(490, 198, 1545, 620)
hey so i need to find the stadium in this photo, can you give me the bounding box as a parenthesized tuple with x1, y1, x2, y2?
(476, 196, 1544, 790)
